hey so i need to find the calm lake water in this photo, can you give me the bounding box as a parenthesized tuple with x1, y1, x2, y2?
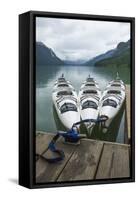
(36, 65, 130, 143)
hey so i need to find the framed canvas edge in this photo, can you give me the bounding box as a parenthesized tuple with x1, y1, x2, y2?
(19, 10, 135, 189)
(19, 12, 32, 188)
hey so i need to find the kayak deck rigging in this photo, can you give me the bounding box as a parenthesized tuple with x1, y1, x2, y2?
(36, 132, 130, 182)
(36, 117, 107, 163)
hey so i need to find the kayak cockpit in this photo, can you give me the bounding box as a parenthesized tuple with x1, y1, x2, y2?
(81, 100, 98, 110)
(83, 90, 98, 94)
(57, 90, 73, 96)
(102, 99, 117, 108)
(57, 83, 69, 87)
(60, 103, 78, 114)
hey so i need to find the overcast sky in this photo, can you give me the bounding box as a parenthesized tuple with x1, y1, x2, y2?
(36, 17, 130, 61)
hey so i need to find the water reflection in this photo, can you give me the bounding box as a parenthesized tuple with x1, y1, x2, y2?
(36, 65, 130, 89)
(36, 65, 130, 143)
(91, 102, 125, 143)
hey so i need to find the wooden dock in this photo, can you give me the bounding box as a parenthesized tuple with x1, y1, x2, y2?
(36, 132, 130, 183)
(125, 85, 131, 141)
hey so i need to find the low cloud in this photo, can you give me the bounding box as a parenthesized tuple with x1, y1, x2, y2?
(36, 17, 130, 61)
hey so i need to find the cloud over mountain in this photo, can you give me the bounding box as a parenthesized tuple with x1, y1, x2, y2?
(36, 17, 130, 61)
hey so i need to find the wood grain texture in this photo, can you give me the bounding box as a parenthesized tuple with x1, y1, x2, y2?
(36, 132, 54, 155)
(35, 133, 130, 183)
(36, 138, 77, 183)
(126, 85, 131, 139)
(57, 139, 104, 181)
(96, 143, 130, 179)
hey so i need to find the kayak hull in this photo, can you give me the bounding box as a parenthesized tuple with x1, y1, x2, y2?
(52, 76, 80, 130)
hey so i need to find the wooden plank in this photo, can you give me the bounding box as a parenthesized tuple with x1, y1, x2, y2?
(36, 132, 54, 155)
(96, 143, 130, 179)
(36, 137, 77, 183)
(57, 139, 104, 181)
(126, 85, 131, 140)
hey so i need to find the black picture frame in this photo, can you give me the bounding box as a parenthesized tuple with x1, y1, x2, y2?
(19, 10, 135, 189)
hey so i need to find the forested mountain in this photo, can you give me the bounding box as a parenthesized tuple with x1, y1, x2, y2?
(36, 42, 64, 65)
(85, 40, 130, 67)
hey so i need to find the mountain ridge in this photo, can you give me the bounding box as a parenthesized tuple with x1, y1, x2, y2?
(36, 40, 130, 67)
(85, 39, 130, 67)
(36, 42, 64, 65)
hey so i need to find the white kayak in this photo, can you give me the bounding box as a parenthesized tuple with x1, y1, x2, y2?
(52, 75, 80, 130)
(54, 76, 71, 86)
(78, 76, 102, 133)
(107, 79, 125, 90)
(99, 78, 126, 132)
